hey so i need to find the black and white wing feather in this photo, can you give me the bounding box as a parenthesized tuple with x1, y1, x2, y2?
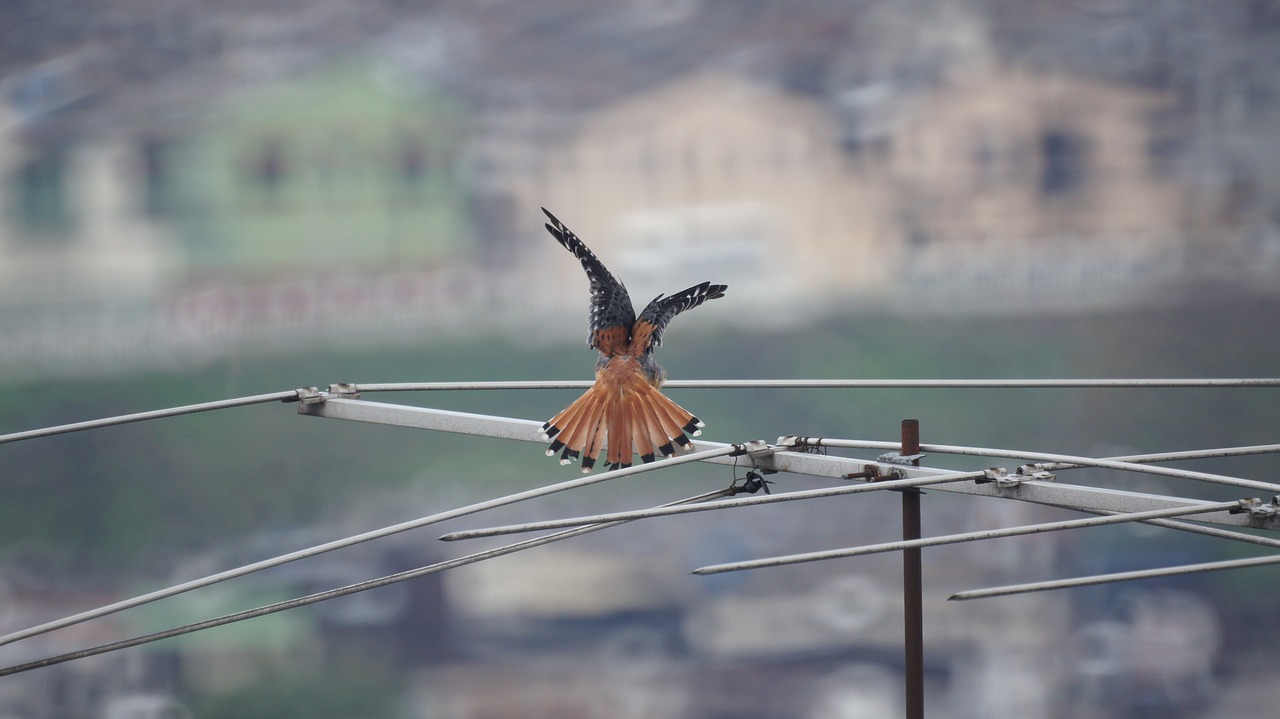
(542, 208, 636, 353)
(635, 281, 727, 352)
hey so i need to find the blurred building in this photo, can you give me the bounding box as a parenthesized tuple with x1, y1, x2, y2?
(885, 66, 1190, 310)
(483, 70, 900, 321)
(488, 63, 1192, 320)
(2, 1, 1279, 378)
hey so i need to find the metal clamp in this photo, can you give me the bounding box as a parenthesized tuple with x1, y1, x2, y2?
(1236, 497, 1272, 517)
(879, 451, 927, 466)
(328, 383, 361, 399)
(1016, 463, 1057, 482)
(977, 467, 1020, 488)
(743, 439, 775, 461)
(776, 435, 807, 449)
(844, 464, 888, 482)
(295, 387, 326, 405)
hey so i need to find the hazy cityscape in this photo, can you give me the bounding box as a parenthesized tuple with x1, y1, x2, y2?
(1, 1, 1279, 717)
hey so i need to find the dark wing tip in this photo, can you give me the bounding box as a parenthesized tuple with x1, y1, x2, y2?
(541, 208, 570, 248)
(558, 446, 575, 464)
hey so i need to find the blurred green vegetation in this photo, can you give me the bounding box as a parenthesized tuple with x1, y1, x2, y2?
(0, 289, 1276, 585)
(155, 55, 472, 273)
(190, 662, 405, 719)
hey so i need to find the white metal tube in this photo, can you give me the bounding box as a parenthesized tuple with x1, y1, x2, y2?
(302, 400, 1276, 531)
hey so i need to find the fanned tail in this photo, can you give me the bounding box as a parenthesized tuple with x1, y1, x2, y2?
(542, 375, 706, 472)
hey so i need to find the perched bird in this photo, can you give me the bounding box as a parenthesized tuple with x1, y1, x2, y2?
(540, 208, 727, 472)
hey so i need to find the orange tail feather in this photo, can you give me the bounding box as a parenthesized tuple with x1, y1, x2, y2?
(543, 386, 601, 464)
(631, 392, 664, 462)
(606, 394, 628, 468)
(544, 365, 709, 471)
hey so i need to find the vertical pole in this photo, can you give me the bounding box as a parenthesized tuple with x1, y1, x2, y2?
(901, 419, 924, 719)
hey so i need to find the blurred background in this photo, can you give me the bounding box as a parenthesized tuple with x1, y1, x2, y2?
(1, 0, 1279, 717)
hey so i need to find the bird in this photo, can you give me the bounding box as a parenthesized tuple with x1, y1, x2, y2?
(539, 208, 727, 472)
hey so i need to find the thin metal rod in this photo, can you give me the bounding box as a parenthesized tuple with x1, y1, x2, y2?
(900, 420, 924, 719)
(692, 500, 1247, 575)
(438, 467, 1263, 542)
(439, 469, 991, 541)
(1041, 444, 1280, 465)
(1103, 514, 1280, 550)
(903, 488, 925, 719)
(440, 440, 1273, 540)
(0, 444, 740, 647)
(803, 439, 1280, 494)
(346, 378, 1280, 392)
(949, 553, 1280, 601)
(0, 390, 303, 445)
(0, 485, 739, 678)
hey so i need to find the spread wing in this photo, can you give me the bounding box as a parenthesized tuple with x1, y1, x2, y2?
(634, 281, 727, 353)
(543, 208, 635, 355)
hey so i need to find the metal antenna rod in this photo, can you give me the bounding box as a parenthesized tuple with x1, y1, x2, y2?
(439, 437, 1280, 541)
(6, 379, 1275, 445)
(0, 484, 739, 678)
(0, 445, 740, 647)
(443, 491, 1280, 553)
(303, 401, 1279, 531)
(950, 553, 1280, 601)
(0, 390, 303, 445)
(345, 378, 1280, 392)
(1091, 512, 1280, 550)
(439, 469, 991, 541)
(692, 499, 1249, 575)
(800, 438, 1280, 494)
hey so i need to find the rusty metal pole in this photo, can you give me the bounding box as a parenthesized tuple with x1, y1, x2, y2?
(901, 419, 924, 719)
